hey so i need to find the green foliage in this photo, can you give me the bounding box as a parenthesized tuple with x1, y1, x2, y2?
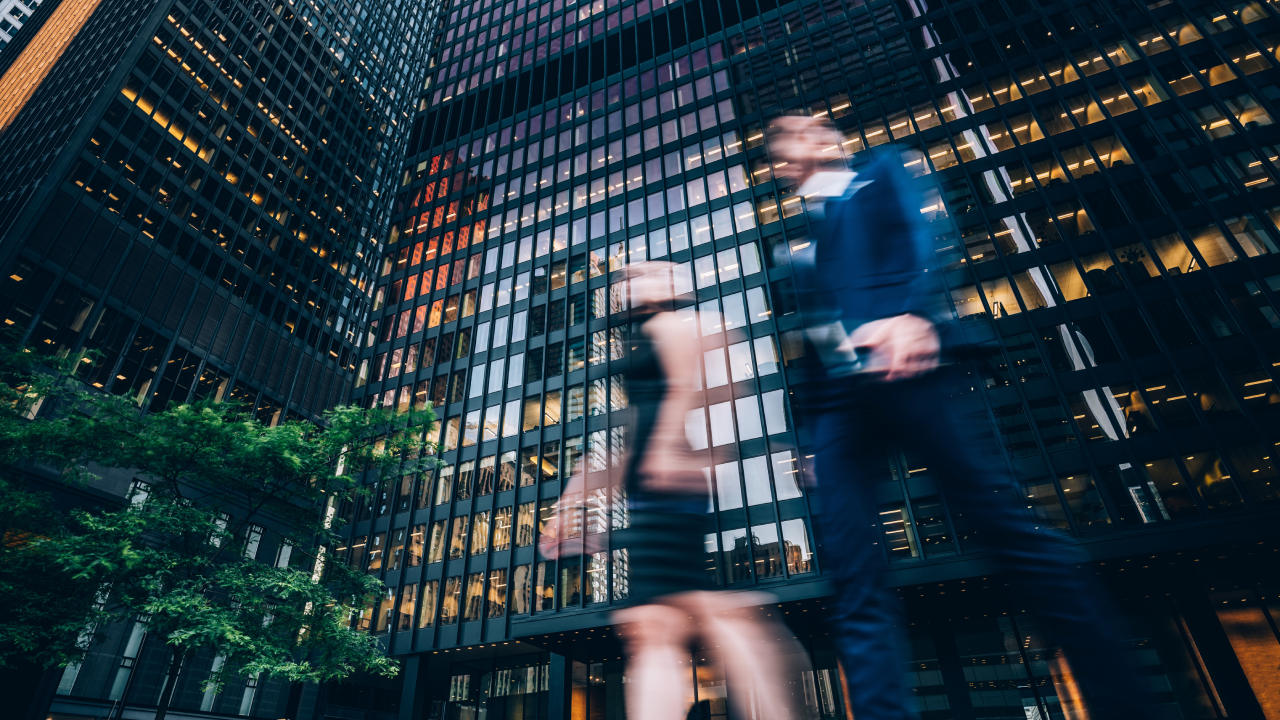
(0, 476, 107, 670)
(0, 337, 436, 692)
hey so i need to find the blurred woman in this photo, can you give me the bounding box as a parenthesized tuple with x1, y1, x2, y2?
(542, 261, 804, 720)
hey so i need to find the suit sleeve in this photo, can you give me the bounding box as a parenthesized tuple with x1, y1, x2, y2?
(880, 153, 959, 340)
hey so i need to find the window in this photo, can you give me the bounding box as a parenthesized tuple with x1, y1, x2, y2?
(456, 460, 475, 500)
(406, 525, 425, 567)
(366, 532, 386, 573)
(396, 584, 417, 632)
(715, 461, 744, 510)
(515, 502, 536, 546)
(440, 577, 462, 624)
(492, 507, 512, 551)
(771, 450, 804, 500)
(487, 569, 508, 618)
(721, 528, 750, 583)
(1223, 444, 1280, 505)
(426, 521, 447, 563)
(418, 580, 439, 628)
(470, 511, 490, 555)
(243, 524, 263, 560)
(275, 542, 292, 568)
(463, 572, 485, 621)
(449, 516, 468, 559)
(387, 528, 407, 571)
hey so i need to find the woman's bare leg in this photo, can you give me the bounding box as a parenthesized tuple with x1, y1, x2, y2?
(614, 603, 699, 720)
(678, 591, 809, 720)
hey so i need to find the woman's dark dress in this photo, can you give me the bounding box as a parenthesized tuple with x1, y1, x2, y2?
(617, 311, 711, 604)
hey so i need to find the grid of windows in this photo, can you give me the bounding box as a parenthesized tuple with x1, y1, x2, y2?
(0, 0, 43, 49)
(14, 0, 432, 709)
(0, 0, 433, 423)
(350, 0, 1280, 649)
(0, 0, 435, 420)
(0, 0, 154, 218)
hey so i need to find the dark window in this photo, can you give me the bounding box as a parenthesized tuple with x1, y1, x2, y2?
(529, 305, 547, 337)
(1118, 180, 1164, 221)
(1085, 190, 1129, 229)
(1146, 300, 1201, 350)
(525, 347, 544, 383)
(547, 298, 566, 332)
(1152, 170, 1200, 208)
(1069, 316, 1123, 365)
(1121, 122, 1166, 161)
(1109, 308, 1160, 358)
(1184, 290, 1241, 338)
(545, 341, 564, 378)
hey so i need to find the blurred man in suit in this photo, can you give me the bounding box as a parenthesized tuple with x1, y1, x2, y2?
(771, 115, 1151, 720)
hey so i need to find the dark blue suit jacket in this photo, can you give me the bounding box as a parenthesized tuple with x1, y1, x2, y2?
(793, 148, 958, 378)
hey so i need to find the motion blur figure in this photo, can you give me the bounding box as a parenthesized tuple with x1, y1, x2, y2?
(542, 262, 806, 720)
(770, 116, 1153, 720)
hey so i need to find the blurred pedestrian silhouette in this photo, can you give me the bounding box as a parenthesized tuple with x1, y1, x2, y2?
(770, 115, 1153, 720)
(541, 262, 807, 720)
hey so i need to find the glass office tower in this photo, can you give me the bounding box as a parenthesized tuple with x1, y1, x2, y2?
(0, 0, 50, 54)
(350, 0, 1280, 718)
(0, 0, 433, 714)
(1, 0, 439, 431)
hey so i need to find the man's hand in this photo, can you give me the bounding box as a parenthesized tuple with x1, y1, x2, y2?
(844, 314, 940, 382)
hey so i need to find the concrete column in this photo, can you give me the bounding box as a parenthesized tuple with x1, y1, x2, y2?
(931, 620, 977, 720)
(398, 656, 429, 720)
(546, 652, 572, 720)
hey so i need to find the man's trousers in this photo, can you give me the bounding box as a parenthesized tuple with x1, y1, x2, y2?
(810, 371, 1150, 720)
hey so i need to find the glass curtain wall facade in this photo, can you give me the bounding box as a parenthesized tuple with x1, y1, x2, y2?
(0, 0, 434, 714)
(354, 0, 1280, 716)
(0, 0, 433, 423)
(0, 0, 50, 53)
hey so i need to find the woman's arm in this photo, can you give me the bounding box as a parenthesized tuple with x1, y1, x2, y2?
(536, 469, 583, 559)
(635, 311, 704, 492)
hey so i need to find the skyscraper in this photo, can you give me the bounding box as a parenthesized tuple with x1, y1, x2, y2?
(0, 0, 51, 54)
(0, 0, 432, 423)
(0, 0, 433, 713)
(343, 0, 1280, 718)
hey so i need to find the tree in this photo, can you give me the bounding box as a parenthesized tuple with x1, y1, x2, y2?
(0, 341, 107, 674)
(0, 339, 436, 720)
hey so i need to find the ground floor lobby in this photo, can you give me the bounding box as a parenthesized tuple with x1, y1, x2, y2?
(391, 539, 1279, 720)
(34, 538, 1279, 720)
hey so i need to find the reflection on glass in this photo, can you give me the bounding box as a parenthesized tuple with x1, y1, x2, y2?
(510, 564, 532, 615)
(487, 568, 508, 618)
(1184, 368, 1243, 420)
(1139, 458, 1200, 520)
(750, 523, 783, 578)
(721, 528, 750, 583)
(535, 561, 556, 611)
(463, 572, 485, 622)
(1067, 391, 1122, 443)
(1019, 477, 1070, 533)
(780, 519, 813, 574)
(1059, 473, 1111, 531)
(880, 503, 918, 559)
(559, 558, 581, 607)
(440, 576, 461, 625)
(1223, 444, 1280, 505)
(1182, 451, 1243, 512)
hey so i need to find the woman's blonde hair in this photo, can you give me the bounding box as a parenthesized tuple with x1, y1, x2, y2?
(623, 261, 677, 310)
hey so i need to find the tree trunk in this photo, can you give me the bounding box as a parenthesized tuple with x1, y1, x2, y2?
(152, 650, 184, 720)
